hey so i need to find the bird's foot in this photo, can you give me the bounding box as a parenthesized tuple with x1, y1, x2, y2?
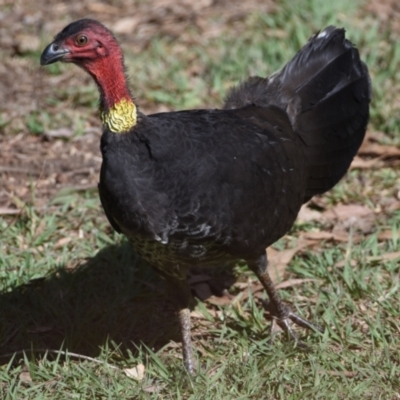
(261, 299, 324, 349)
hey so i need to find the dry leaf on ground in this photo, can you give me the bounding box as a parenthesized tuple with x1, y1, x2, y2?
(54, 237, 72, 249)
(275, 278, 321, 290)
(334, 259, 357, 268)
(0, 208, 21, 215)
(206, 295, 233, 306)
(297, 204, 322, 223)
(359, 139, 400, 158)
(378, 230, 399, 241)
(351, 156, 385, 169)
(322, 204, 376, 235)
(124, 364, 145, 380)
(322, 204, 373, 221)
(300, 230, 350, 242)
(19, 370, 33, 385)
(368, 251, 400, 262)
(267, 239, 315, 283)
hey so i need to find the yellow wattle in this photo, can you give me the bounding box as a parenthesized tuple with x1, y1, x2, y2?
(101, 98, 137, 133)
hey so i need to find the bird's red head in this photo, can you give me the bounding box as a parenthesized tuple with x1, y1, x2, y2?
(41, 19, 119, 69)
(41, 19, 136, 132)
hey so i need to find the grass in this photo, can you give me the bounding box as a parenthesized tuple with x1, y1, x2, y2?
(1, 0, 400, 398)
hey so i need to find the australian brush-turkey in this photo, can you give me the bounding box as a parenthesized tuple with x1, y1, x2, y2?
(41, 19, 371, 373)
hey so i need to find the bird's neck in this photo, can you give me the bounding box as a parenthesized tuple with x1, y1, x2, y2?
(87, 56, 137, 134)
(100, 97, 137, 134)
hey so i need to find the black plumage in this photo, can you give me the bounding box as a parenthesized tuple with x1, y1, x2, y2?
(41, 21, 371, 373)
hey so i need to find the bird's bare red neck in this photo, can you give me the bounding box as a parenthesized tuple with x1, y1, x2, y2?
(86, 54, 131, 111)
(83, 46, 137, 133)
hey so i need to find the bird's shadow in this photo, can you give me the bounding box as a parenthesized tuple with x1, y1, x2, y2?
(0, 242, 235, 363)
(0, 243, 179, 361)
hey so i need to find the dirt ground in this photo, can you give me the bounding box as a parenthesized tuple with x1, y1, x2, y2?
(0, 0, 278, 213)
(0, 0, 399, 212)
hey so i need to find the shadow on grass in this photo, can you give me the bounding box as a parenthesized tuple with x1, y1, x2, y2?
(0, 241, 235, 363)
(0, 242, 174, 360)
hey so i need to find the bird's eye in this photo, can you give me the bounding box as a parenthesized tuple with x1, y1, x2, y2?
(75, 34, 88, 46)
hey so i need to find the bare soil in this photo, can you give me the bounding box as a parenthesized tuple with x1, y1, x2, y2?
(0, 0, 278, 212)
(0, 0, 398, 220)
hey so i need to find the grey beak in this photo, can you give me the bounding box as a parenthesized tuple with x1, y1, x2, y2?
(40, 42, 70, 65)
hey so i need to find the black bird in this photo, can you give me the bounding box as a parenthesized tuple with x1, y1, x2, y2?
(41, 20, 371, 373)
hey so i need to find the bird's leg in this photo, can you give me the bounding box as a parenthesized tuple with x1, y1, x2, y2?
(178, 307, 194, 373)
(249, 254, 323, 348)
(163, 273, 195, 374)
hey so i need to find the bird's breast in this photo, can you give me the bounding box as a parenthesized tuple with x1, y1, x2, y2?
(127, 232, 233, 278)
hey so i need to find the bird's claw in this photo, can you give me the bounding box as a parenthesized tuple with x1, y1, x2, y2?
(261, 299, 324, 349)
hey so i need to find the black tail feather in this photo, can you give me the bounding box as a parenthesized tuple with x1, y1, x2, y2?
(224, 26, 371, 200)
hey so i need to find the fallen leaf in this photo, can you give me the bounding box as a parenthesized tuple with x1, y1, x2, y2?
(322, 204, 376, 235)
(44, 128, 74, 139)
(327, 370, 359, 378)
(268, 240, 315, 283)
(19, 370, 33, 384)
(387, 200, 400, 211)
(296, 204, 322, 223)
(113, 17, 141, 34)
(54, 237, 72, 249)
(190, 311, 205, 319)
(206, 294, 232, 306)
(302, 231, 338, 240)
(143, 384, 166, 393)
(233, 282, 263, 303)
(236, 278, 318, 304)
(233, 281, 252, 290)
(350, 156, 384, 169)
(275, 278, 321, 290)
(359, 141, 400, 157)
(378, 230, 398, 241)
(124, 364, 145, 381)
(292, 295, 319, 304)
(191, 308, 221, 319)
(0, 208, 21, 215)
(87, 2, 119, 14)
(15, 35, 40, 53)
(322, 204, 373, 222)
(334, 259, 357, 268)
(300, 231, 354, 242)
(368, 251, 400, 262)
(180, 0, 213, 10)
